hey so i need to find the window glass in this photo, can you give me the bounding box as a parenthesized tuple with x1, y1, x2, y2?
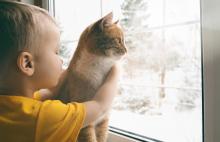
(54, 0, 202, 141)
(55, 0, 101, 41)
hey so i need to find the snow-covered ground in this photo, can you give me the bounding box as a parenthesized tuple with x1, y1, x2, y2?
(109, 105, 202, 142)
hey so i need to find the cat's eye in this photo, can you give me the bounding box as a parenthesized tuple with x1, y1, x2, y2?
(116, 38, 122, 44)
(122, 38, 125, 44)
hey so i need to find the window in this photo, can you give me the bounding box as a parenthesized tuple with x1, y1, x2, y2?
(50, 0, 202, 141)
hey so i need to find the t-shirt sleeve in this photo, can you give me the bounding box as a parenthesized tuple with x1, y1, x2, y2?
(35, 100, 86, 142)
(33, 91, 42, 101)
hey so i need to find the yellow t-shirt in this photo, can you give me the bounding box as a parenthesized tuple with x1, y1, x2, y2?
(0, 94, 85, 142)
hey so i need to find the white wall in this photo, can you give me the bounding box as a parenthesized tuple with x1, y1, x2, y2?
(201, 0, 220, 141)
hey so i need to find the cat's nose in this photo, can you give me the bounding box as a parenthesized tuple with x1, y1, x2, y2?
(119, 48, 127, 55)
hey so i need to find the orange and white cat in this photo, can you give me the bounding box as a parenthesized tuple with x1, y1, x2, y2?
(55, 12, 127, 142)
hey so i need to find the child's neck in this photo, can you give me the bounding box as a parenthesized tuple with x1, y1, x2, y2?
(0, 75, 35, 98)
(0, 85, 34, 98)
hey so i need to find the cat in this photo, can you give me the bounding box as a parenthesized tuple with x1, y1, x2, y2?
(54, 12, 127, 142)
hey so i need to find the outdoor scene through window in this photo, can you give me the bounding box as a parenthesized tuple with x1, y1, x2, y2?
(53, 0, 202, 141)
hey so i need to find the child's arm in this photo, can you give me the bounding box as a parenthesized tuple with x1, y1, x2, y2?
(82, 63, 121, 127)
(37, 63, 120, 127)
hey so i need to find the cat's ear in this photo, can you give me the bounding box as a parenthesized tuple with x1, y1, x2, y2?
(92, 12, 113, 32)
(101, 12, 113, 28)
(114, 20, 119, 25)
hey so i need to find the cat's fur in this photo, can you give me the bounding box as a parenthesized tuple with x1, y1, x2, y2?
(54, 12, 127, 142)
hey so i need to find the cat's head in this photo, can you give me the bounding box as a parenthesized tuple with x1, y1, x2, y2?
(81, 12, 127, 60)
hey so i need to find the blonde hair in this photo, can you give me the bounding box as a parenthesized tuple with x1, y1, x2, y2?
(0, 0, 57, 66)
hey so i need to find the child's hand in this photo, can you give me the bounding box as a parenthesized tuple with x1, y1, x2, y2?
(38, 89, 54, 101)
(105, 62, 122, 84)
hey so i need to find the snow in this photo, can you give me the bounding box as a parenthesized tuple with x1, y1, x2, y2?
(109, 105, 202, 142)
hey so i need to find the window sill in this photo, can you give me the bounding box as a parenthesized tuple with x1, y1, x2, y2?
(107, 132, 136, 142)
(107, 127, 163, 142)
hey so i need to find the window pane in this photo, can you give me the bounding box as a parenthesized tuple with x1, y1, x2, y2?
(53, 0, 202, 141)
(102, 0, 202, 141)
(55, 0, 101, 41)
(165, 0, 200, 25)
(59, 41, 78, 69)
(146, 0, 164, 28)
(101, 0, 123, 20)
(54, 0, 101, 68)
(111, 24, 202, 141)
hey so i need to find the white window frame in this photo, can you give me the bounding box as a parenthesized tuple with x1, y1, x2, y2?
(40, 0, 220, 141)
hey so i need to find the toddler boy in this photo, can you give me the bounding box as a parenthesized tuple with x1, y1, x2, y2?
(0, 1, 120, 142)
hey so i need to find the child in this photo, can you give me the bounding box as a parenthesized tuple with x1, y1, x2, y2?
(0, 1, 120, 142)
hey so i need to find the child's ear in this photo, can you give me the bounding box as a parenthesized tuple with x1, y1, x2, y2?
(17, 51, 35, 76)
